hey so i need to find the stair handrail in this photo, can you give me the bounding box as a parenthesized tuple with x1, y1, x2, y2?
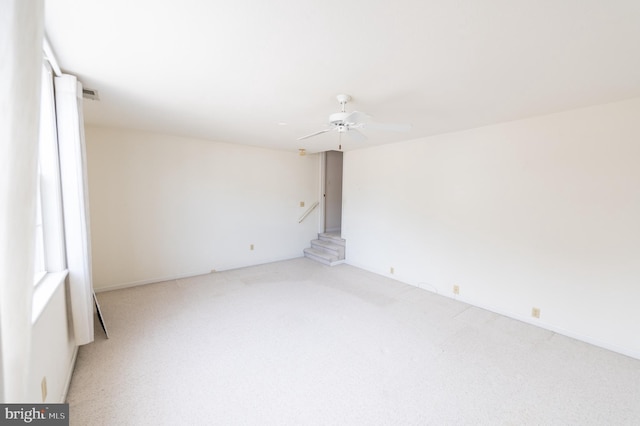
(298, 201, 319, 223)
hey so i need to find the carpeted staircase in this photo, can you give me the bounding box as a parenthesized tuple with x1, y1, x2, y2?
(303, 233, 345, 266)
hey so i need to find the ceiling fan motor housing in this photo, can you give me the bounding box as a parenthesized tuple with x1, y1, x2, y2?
(330, 112, 351, 124)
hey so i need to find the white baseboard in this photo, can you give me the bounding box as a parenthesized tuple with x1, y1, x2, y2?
(345, 259, 640, 361)
(448, 291, 640, 360)
(94, 255, 307, 293)
(95, 269, 212, 293)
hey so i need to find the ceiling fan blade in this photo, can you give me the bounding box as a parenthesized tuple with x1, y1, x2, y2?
(342, 111, 370, 124)
(347, 128, 367, 142)
(362, 122, 412, 132)
(297, 128, 332, 140)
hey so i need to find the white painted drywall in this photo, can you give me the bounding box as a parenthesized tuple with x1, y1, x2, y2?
(343, 97, 640, 359)
(85, 127, 320, 290)
(28, 280, 76, 402)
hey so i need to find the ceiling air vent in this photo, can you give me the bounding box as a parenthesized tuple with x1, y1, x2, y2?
(82, 88, 100, 101)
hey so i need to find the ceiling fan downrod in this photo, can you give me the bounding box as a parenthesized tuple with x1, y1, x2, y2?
(336, 94, 351, 112)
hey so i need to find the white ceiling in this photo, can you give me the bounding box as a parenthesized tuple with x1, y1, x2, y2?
(45, 0, 640, 153)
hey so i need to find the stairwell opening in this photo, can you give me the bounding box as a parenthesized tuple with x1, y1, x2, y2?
(304, 150, 345, 265)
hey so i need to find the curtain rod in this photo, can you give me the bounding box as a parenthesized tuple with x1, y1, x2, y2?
(43, 35, 62, 77)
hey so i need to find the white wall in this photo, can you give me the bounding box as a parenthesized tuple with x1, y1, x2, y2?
(28, 280, 76, 402)
(86, 126, 320, 290)
(343, 97, 640, 359)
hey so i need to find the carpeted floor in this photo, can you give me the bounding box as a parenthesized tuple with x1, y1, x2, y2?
(67, 258, 640, 425)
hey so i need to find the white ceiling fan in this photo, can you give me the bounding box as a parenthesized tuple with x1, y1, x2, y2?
(297, 94, 412, 142)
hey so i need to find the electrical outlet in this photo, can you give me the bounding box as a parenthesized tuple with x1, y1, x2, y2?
(453, 285, 460, 295)
(531, 307, 540, 318)
(390, 267, 394, 274)
(41, 377, 47, 402)
(300, 201, 305, 207)
(250, 244, 254, 250)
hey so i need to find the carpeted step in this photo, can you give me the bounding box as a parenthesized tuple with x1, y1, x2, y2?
(319, 233, 346, 247)
(303, 247, 343, 266)
(310, 239, 345, 260)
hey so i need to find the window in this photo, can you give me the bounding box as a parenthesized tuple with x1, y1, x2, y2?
(33, 165, 46, 284)
(34, 60, 65, 286)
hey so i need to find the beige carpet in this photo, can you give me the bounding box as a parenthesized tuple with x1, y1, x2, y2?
(68, 258, 640, 425)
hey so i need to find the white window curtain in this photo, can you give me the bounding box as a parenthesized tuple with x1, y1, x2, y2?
(55, 75, 94, 346)
(0, 0, 44, 402)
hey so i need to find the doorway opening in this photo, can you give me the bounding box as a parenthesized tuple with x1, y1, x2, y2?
(323, 150, 343, 235)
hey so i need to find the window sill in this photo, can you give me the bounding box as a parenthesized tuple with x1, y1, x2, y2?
(32, 270, 68, 324)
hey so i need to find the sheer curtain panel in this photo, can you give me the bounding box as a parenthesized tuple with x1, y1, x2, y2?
(0, 0, 44, 402)
(55, 75, 94, 346)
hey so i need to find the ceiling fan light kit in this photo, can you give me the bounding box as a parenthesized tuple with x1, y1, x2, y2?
(297, 94, 412, 143)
